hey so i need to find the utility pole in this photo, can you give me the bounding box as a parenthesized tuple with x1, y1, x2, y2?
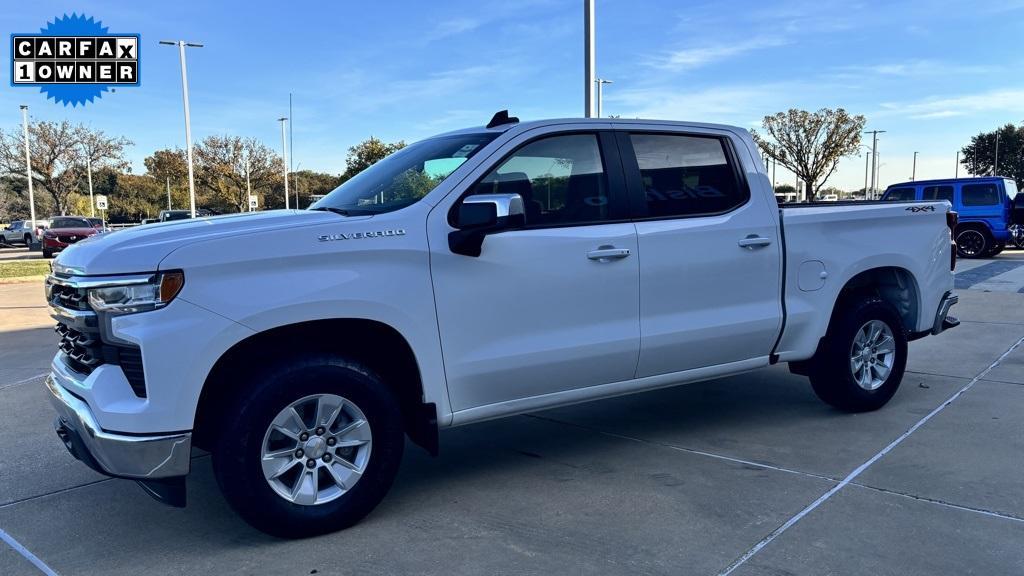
(584, 0, 595, 118)
(160, 40, 203, 218)
(955, 151, 959, 178)
(278, 117, 290, 210)
(595, 78, 612, 118)
(864, 130, 886, 199)
(911, 151, 918, 181)
(166, 177, 171, 210)
(19, 106, 37, 240)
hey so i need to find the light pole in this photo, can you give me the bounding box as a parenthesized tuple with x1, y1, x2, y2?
(245, 152, 252, 212)
(84, 149, 95, 217)
(166, 177, 171, 210)
(278, 117, 290, 210)
(19, 105, 37, 241)
(994, 133, 1000, 176)
(160, 40, 203, 218)
(864, 130, 886, 199)
(584, 0, 595, 118)
(595, 78, 612, 118)
(911, 151, 918, 181)
(955, 151, 959, 178)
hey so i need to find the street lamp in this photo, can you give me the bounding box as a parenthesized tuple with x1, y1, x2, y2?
(18, 105, 37, 244)
(911, 151, 918, 181)
(994, 133, 1000, 176)
(278, 117, 290, 210)
(595, 78, 612, 118)
(160, 40, 203, 218)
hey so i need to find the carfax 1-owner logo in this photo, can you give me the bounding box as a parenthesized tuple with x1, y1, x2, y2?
(10, 13, 139, 106)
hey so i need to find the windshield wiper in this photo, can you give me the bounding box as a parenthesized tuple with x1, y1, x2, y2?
(309, 206, 376, 216)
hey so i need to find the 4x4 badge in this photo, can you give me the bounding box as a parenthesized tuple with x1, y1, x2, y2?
(905, 205, 935, 213)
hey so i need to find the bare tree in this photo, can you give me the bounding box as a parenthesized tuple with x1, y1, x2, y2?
(752, 108, 865, 202)
(194, 135, 283, 213)
(0, 120, 131, 215)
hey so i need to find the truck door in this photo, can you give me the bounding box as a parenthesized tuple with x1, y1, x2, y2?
(616, 128, 783, 377)
(428, 127, 641, 412)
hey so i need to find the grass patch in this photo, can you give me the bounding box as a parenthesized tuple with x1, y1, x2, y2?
(0, 259, 51, 280)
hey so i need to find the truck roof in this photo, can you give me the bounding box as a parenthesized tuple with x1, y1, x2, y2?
(887, 176, 1012, 188)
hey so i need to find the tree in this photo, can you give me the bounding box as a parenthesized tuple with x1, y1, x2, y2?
(752, 108, 866, 202)
(291, 169, 343, 209)
(193, 135, 283, 213)
(774, 183, 797, 195)
(0, 120, 131, 215)
(344, 137, 405, 177)
(961, 124, 1024, 183)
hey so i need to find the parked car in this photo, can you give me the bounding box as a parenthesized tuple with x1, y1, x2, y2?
(159, 208, 215, 222)
(141, 218, 160, 225)
(821, 193, 840, 201)
(2, 219, 49, 246)
(45, 115, 958, 538)
(42, 216, 104, 258)
(882, 177, 1019, 258)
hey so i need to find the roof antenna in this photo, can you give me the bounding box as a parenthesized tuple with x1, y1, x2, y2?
(486, 110, 519, 129)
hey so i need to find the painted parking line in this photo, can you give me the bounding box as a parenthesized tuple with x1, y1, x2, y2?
(0, 373, 48, 392)
(716, 333, 1024, 576)
(0, 527, 59, 576)
(955, 259, 1024, 290)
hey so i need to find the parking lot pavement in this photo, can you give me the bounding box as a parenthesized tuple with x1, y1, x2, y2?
(1, 257, 1023, 575)
(0, 246, 45, 262)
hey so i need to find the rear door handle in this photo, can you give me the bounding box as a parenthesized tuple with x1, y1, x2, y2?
(587, 246, 631, 261)
(738, 235, 772, 249)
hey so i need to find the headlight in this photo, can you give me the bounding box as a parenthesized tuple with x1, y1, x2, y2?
(88, 271, 185, 314)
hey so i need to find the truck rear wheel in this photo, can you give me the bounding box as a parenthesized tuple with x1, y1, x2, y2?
(212, 355, 404, 538)
(808, 297, 907, 412)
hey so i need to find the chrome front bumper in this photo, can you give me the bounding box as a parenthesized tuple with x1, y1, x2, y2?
(46, 374, 191, 479)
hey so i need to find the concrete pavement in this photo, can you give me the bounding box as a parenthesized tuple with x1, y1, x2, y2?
(1, 255, 1023, 575)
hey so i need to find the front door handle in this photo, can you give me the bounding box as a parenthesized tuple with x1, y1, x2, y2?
(587, 246, 631, 262)
(738, 235, 772, 249)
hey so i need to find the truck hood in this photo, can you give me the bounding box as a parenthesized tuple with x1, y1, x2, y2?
(53, 210, 342, 276)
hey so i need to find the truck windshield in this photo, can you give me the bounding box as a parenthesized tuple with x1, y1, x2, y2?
(312, 132, 498, 215)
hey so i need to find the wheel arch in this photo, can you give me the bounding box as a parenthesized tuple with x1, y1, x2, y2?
(831, 266, 921, 335)
(193, 318, 438, 456)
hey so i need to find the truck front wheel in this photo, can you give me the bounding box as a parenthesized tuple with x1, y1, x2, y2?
(808, 297, 908, 412)
(212, 355, 404, 538)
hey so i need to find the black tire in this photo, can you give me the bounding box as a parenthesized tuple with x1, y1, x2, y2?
(955, 227, 990, 258)
(42, 248, 53, 258)
(23, 234, 32, 246)
(984, 242, 1005, 257)
(808, 297, 908, 412)
(212, 354, 404, 538)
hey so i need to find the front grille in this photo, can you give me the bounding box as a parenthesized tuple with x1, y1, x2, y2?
(56, 323, 102, 373)
(57, 235, 85, 244)
(49, 282, 89, 311)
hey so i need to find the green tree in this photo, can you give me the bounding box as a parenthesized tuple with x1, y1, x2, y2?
(194, 135, 283, 213)
(291, 169, 343, 209)
(344, 137, 405, 177)
(960, 124, 1024, 183)
(752, 108, 866, 202)
(774, 183, 797, 195)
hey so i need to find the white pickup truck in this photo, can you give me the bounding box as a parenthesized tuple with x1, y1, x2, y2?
(45, 115, 959, 537)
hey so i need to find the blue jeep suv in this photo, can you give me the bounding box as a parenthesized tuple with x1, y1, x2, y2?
(883, 176, 1019, 258)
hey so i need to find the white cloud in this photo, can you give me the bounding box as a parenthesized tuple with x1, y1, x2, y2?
(877, 89, 1024, 119)
(427, 18, 481, 40)
(648, 37, 790, 72)
(606, 83, 799, 123)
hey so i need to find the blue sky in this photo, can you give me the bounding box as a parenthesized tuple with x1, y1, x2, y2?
(3, 0, 1024, 190)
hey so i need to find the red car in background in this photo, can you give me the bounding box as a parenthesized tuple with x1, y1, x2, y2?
(42, 216, 105, 258)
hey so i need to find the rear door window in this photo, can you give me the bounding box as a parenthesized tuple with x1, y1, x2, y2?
(884, 187, 916, 201)
(961, 184, 999, 206)
(628, 133, 748, 218)
(922, 185, 953, 203)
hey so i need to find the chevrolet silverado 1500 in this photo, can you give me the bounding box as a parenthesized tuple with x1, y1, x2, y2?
(45, 114, 958, 537)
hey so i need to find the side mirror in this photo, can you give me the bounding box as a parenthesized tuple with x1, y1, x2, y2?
(449, 193, 525, 257)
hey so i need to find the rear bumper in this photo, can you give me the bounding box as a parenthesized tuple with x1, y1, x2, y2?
(931, 291, 959, 335)
(46, 372, 192, 480)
